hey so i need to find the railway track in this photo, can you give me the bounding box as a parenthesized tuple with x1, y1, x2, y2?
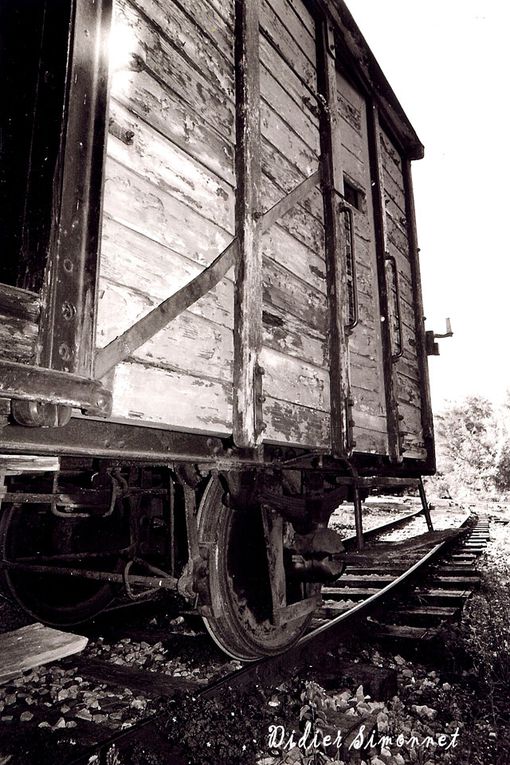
(0, 506, 489, 765)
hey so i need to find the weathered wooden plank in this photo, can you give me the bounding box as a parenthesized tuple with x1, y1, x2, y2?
(260, 0, 316, 91)
(100, 216, 234, 329)
(109, 68, 235, 185)
(262, 306, 328, 369)
(129, 0, 233, 63)
(260, 346, 330, 411)
(97, 278, 234, 383)
(103, 157, 233, 268)
(379, 130, 402, 175)
(95, 238, 236, 379)
(403, 156, 434, 467)
(261, 100, 318, 177)
(261, 224, 326, 294)
(0, 623, 87, 685)
(108, 101, 235, 234)
(367, 102, 401, 462)
(125, 0, 235, 96)
(74, 657, 201, 696)
(316, 21, 351, 455)
(263, 396, 330, 447)
(110, 361, 232, 434)
(260, 62, 319, 154)
(262, 259, 328, 334)
(266, 0, 316, 64)
(259, 36, 319, 127)
(113, 0, 235, 142)
(395, 373, 422, 409)
(261, 145, 325, 224)
(205, 0, 234, 29)
(352, 425, 388, 455)
(0, 314, 38, 365)
(260, 170, 320, 233)
(260, 174, 325, 254)
(233, 0, 263, 447)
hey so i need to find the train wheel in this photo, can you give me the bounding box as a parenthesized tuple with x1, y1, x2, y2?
(0, 500, 129, 626)
(198, 477, 316, 660)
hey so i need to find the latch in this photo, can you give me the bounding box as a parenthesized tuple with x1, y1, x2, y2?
(426, 318, 453, 356)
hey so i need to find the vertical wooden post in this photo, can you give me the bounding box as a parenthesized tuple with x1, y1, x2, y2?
(40, 0, 112, 378)
(403, 159, 436, 473)
(316, 20, 351, 457)
(233, 0, 263, 448)
(367, 103, 402, 463)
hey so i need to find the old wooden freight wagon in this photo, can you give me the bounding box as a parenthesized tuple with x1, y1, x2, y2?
(0, 0, 436, 658)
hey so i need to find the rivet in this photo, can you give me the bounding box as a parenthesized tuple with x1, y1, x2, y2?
(58, 343, 71, 361)
(63, 258, 73, 273)
(61, 301, 76, 320)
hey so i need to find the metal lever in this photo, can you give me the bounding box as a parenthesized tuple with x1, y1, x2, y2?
(426, 318, 453, 356)
(434, 317, 453, 339)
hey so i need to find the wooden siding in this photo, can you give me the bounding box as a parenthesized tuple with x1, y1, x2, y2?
(258, 0, 329, 447)
(379, 128, 426, 459)
(97, 0, 236, 434)
(335, 72, 388, 455)
(0, 287, 40, 366)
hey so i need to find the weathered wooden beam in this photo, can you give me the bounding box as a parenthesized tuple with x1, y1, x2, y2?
(94, 239, 237, 380)
(367, 102, 402, 463)
(0, 359, 112, 417)
(259, 169, 321, 233)
(232, 0, 263, 447)
(0, 623, 87, 685)
(316, 19, 350, 456)
(403, 158, 436, 473)
(40, 0, 112, 378)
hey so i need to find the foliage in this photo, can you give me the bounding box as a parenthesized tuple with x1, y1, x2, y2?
(438, 559, 510, 764)
(432, 394, 510, 499)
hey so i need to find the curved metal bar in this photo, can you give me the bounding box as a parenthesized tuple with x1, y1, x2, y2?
(385, 253, 404, 360)
(340, 204, 359, 333)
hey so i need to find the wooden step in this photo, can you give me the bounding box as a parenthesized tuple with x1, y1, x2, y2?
(433, 565, 479, 575)
(345, 566, 405, 576)
(0, 623, 88, 684)
(368, 623, 438, 641)
(391, 606, 459, 625)
(336, 574, 395, 587)
(428, 576, 480, 589)
(72, 657, 203, 697)
(411, 588, 471, 604)
(322, 586, 382, 599)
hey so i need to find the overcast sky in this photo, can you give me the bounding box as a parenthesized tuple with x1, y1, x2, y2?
(345, 0, 510, 410)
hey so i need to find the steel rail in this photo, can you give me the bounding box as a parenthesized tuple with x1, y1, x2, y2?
(66, 509, 472, 765)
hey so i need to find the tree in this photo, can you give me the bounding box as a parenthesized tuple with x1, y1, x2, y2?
(434, 395, 499, 498)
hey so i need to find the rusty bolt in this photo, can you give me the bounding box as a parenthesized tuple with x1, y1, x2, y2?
(256, 366, 265, 375)
(58, 343, 71, 361)
(61, 301, 76, 320)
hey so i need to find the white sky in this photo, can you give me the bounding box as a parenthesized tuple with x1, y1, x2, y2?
(345, 0, 510, 410)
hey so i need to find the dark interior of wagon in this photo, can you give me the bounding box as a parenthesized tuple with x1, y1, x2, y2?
(0, 0, 71, 293)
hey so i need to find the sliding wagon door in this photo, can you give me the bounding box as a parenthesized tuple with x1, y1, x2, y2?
(258, 0, 331, 448)
(97, 0, 236, 435)
(334, 71, 388, 456)
(378, 128, 426, 460)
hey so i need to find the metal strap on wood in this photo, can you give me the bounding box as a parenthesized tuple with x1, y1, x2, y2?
(94, 170, 321, 382)
(94, 240, 238, 380)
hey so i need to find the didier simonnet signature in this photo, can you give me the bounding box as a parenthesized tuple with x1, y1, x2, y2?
(267, 722, 460, 754)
